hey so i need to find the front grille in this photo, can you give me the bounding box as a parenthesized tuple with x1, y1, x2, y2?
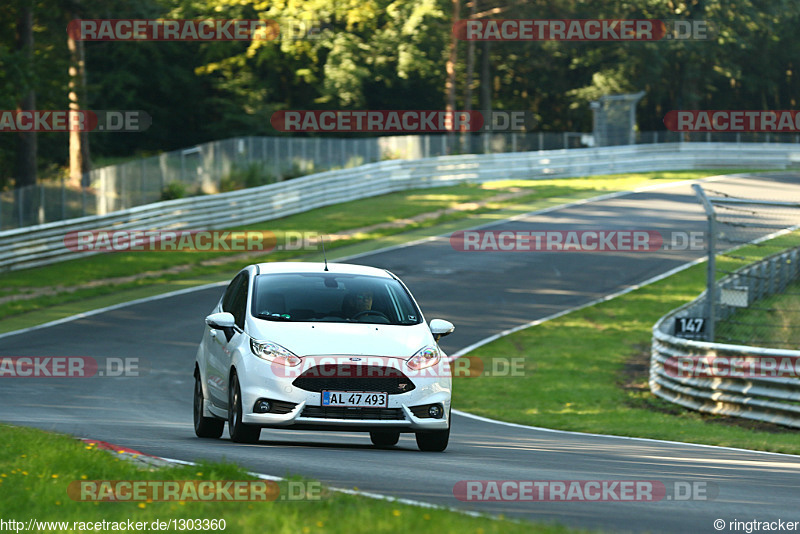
(301, 406, 406, 420)
(292, 365, 415, 394)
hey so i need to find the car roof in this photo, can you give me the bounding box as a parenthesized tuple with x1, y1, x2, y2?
(252, 262, 393, 279)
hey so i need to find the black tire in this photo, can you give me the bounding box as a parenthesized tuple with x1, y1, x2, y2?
(370, 430, 400, 447)
(193, 372, 224, 439)
(415, 410, 451, 452)
(228, 373, 261, 444)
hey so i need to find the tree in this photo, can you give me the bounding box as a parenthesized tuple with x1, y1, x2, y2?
(67, 2, 91, 187)
(15, 2, 36, 191)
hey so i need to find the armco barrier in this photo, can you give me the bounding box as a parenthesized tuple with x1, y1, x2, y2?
(650, 246, 800, 429)
(2, 142, 800, 272)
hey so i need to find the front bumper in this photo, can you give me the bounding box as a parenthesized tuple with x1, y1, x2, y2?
(239, 371, 450, 431)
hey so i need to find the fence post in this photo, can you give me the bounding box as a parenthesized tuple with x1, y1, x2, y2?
(693, 184, 717, 341)
(61, 176, 66, 220)
(275, 137, 280, 178)
(38, 183, 45, 225)
(121, 164, 127, 210)
(18, 188, 23, 228)
(284, 137, 291, 175)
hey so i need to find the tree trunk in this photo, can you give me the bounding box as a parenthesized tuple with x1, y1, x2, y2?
(445, 0, 460, 153)
(15, 4, 36, 190)
(479, 39, 491, 152)
(68, 9, 91, 188)
(14, 4, 37, 227)
(462, 0, 476, 153)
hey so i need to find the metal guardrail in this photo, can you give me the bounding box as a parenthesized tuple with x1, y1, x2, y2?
(3, 142, 800, 273)
(1, 132, 593, 230)
(650, 246, 800, 429)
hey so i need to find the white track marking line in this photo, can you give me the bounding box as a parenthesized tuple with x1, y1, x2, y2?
(7, 173, 794, 457)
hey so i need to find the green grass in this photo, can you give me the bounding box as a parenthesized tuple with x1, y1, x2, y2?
(0, 170, 748, 328)
(712, 238, 800, 348)
(0, 167, 793, 530)
(0, 425, 588, 534)
(715, 280, 800, 347)
(454, 236, 800, 455)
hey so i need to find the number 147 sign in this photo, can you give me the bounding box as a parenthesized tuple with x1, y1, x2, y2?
(674, 317, 706, 339)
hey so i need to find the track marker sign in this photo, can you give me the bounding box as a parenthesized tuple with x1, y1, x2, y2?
(673, 317, 706, 339)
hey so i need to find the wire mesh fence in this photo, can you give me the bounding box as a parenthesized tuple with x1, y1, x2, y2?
(693, 185, 800, 347)
(590, 92, 645, 146)
(4, 130, 800, 231)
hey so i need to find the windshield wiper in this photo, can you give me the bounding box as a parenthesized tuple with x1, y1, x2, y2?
(254, 313, 293, 321)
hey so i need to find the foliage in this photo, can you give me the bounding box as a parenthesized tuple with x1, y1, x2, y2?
(219, 162, 277, 191)
(1, 0, 800, 187)
(160, 180, 187, 200)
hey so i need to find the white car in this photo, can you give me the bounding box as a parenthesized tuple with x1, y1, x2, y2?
(193, 261, 455, 451)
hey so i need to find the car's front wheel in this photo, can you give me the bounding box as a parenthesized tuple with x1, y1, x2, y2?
(369, 430, 400, 447)
(228, 373, 261, 444)
(415, 410, 450, 452)
(193, 372, 224, 439)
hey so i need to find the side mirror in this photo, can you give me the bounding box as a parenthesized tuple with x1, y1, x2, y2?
(205, 312, 236, 330)
(430, 319, 455, 342)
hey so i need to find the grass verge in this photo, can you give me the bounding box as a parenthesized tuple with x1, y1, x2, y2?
(454, 234, 800, 455)
(0, 425, 586, 534)
(0, 170, 755, 331)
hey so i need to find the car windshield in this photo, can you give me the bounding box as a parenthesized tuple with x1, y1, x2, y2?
(251, 272, 422, 325)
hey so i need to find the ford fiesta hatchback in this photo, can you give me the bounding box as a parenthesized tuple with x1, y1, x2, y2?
(193, 262, 455, 451)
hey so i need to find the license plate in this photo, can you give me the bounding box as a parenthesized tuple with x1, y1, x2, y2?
(321, 391, 388, 408)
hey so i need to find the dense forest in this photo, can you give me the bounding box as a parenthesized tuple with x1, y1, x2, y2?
(1, 0, 799, 191)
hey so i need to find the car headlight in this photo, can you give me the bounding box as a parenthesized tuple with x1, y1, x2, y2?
(250, 339, 301, 367)
(407, 345, 441, 370)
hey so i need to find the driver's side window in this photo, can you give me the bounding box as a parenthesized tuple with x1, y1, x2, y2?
(221, 273, 245, 313)
(229, 275, 249, 329)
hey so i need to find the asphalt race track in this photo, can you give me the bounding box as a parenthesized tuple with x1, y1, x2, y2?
(2, 173, 800, 533)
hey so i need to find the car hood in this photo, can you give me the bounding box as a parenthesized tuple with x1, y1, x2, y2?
(246, 320, 434, 358)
